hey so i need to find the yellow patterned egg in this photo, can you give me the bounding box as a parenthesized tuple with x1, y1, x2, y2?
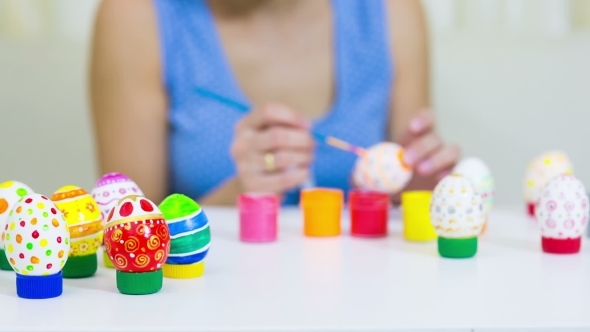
(51, 186, 103, 258)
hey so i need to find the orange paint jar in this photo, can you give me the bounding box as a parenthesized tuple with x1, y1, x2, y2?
(300, 188, 343, 237)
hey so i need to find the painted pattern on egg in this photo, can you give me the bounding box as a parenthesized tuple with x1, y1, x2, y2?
(0, 181, 33, 251)
(91, 173, 144, 226)
(51, 186, 104, 257)
(535, 174, 588, 239)
(523, 151, 573, 203)
(2, 194, 70, 276)
(429, 174, 485, 238)
(104, 195, 170, 272)
(453, 157, 495, 214)
(353, 142, 413, 194)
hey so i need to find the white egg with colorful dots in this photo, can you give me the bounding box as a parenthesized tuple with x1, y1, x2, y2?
(535, 174, 588, 254)
(91, 172, 144, 225)
(353, 142, 413, 194)
(523, 150, 573, 216)
(3, 193, 70, 275)
(0, 180, 34, 270)
(429, 174, 485, 258)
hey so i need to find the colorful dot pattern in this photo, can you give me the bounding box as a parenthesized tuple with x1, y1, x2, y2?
(430, 174, 485, 238)
(104, 195, 170, 273)
(0, 181, 33, 250)
(3, 193, 70, 276)
(523, 151, 573, 203)
(91, 173, 144, 226)
(51, 185, 104, 257)
(353, 142, 413, 194)
(536, 174, 588, 239)
(453, 157, 495, 214)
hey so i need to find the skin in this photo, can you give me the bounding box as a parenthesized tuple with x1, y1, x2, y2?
(90, 0, 460, 205)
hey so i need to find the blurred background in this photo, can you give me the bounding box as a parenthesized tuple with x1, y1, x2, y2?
(0, 0, 589, 205)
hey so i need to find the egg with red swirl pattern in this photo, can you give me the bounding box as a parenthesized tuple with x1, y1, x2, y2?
(104, 195, 170, 273)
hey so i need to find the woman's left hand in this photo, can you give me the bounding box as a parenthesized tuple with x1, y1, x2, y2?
(401, 110, 461, 182)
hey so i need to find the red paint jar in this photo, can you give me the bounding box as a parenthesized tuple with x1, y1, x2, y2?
(238, 193, 279, 243)
(349, 190, 390, 237)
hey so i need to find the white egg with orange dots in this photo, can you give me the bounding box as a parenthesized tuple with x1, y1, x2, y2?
(353, 142, 413, 194)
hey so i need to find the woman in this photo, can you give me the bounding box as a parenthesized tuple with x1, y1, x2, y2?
(90, 0, 460, 205)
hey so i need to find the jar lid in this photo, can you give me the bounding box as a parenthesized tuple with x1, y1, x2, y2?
(238, 192, 280, 212)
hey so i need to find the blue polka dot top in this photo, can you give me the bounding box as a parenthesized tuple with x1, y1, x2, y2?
(153, 0, 393, 205)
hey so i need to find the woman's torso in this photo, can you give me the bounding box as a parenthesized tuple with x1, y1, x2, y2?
(154, 0, 394, 204)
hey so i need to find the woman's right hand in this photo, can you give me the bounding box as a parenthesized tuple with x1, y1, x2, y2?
(230, 103, 314, 195)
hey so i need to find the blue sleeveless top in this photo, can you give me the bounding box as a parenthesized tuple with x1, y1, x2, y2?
(154, 0, 393, 205)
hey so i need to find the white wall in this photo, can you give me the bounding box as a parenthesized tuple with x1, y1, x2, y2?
(0, 0, 589, 205)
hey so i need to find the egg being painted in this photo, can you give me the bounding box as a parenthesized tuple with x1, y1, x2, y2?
(104, 195, 170, 273)
(430, 174, 485, 238)
(523, 151, 573, 205)
(2, 194, 70, 276)
(453, 157, 494, 214)
(91, 173, 144, 225)
(535, 174, 588, 240)
(353, 142, 413, 194)
(0, 181, 34, 261)
(51, 186, 103, 258)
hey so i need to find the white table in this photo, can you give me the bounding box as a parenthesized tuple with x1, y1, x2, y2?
(1, 207, 590, 332)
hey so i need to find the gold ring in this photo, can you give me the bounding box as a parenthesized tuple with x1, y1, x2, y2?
(264, 152, 276, 172)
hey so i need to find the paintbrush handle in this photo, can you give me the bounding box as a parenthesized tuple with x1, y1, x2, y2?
(196, 87, 365, 156)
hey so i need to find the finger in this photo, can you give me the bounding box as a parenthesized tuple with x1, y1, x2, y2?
(243, 167, 310, 193)
(254, 127, 315, 151)
(244, 103, 311, 130)
(416, 144, 461, 176)
(408, 110, 435, 135)
(403, 132, 442, 167)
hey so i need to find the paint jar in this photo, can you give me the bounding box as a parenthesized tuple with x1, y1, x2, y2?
(401, 191, 437, 241)
(238, 192, 279, 242)
(349, 189, 390, 237)
(300, 188, 343, 237)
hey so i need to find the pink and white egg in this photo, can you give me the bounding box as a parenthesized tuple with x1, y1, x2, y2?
(91, 173, 144, 225)
(535, 174, 588, 254)
(353, 142, 413, 194)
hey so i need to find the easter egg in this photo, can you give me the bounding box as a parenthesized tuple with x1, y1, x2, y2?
(353, 142, 413, 194)
(51, 185, 103, 278)
(430, 174, 485, 258)
(104, 195, 170, 295)
(523, 151, 573, 216)
(159, 194, 211, 279)
(3, 194, 70, 299)
(91, 172, 144, 224)
(0, 181, 33, 270)
(453, 157, 494, 214)
(535, 174, 588, 254)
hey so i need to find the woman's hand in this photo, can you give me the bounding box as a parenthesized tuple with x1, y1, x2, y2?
(401, 110, 461, 187)
(231, 103, 314, 195)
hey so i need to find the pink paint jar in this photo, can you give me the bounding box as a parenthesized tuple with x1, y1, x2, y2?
(238, 192, 280, 242)
(349, 189, 390, 237)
